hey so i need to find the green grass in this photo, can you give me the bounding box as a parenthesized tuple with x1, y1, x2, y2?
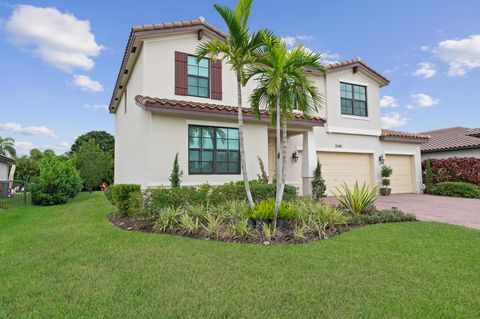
(0, 193, 479, 318)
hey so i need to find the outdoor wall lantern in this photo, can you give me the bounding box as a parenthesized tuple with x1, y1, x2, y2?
(379, 154, 385, 164)
(292, 151, 299, 162)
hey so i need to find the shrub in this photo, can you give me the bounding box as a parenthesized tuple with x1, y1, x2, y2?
(422, 157, 480, 186)
(381, 165, 393, 187)
(169, 153, 183, 187)
(333, 182, 379, 216)
(144, 187, 208, 215)
(431, 182, 480, 199)
(154, 207, 183, 232)
(349, 210, 415, 226)
(210, 181, 297, 204)
(74, 139, 112, 192)
(309, 205, 347, 234)
(202, 213, 223, 238)
(109, 184, 142, 217)
(424, 159, 433, 194)
(246, 199, 292, 221)
(104, 186, 113, 204)
(228, 218, 252, 238)
(311, 160, 327, 199)
(262, 223, 278, 241)
(178, 214, 201, 234)
(30, 154, 83, 206)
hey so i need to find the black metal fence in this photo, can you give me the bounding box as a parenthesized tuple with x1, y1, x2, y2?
(0, 181, 28, 206)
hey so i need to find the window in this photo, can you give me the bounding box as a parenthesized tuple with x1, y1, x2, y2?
(340, 82, 367, 116)
(187, 55, 209, 98)
(188, 125, 240, 174)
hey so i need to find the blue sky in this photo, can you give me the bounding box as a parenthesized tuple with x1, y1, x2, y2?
(1, 0, 479, 155)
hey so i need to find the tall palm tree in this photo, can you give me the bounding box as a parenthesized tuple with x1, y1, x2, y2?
(0, 136, 16, 157)
(196, 0, 273, 210)
(247, 37, 325, 224)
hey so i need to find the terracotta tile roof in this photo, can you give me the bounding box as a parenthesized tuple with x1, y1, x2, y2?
(381, 129, 430, 141)
(326, 58, 390, 85)
(419, 127, 480, 152)
(135, 95, 326, 124)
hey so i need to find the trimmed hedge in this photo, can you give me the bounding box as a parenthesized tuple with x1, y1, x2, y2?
(108, 184, 142, 217)
(209, 181, 297, 205)
(431, 182, 480, 199)
(422, 157, 480, 186)
(112, 181, 299, 217)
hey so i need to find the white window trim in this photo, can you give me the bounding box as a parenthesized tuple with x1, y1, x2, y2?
(341, 114, 370, 121)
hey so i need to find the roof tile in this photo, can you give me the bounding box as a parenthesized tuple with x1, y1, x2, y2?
(419, 127, 480, 152)
(381, 129, 430, 141)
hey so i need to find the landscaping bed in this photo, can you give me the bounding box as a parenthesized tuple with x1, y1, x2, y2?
(107, 182, 416, 245)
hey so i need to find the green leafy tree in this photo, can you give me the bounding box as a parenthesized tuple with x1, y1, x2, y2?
(169, 153, 183, 187)
(424, 159, 434, 194)
(74, 139, 113, 192)
(196, 0, 274, 210)
(71, 131, 114, 154)
(312, 160, 327, 199)
(30, 153, 83, 206)
(0, 136, 16, 157)
(247, 36, 324, 224)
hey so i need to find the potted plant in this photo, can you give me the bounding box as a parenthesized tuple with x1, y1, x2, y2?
(380, 165, 393, 196)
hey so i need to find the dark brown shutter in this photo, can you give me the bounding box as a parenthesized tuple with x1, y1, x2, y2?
(175, 51, 188, 96)
(210, 59, 222, 100)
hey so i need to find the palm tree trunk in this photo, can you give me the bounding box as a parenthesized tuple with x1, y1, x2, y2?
(277, 115, 288, 207)
(236, 77, 254, 210)
(273, 99, 282, 225)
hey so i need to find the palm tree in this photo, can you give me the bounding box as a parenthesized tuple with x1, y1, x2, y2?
(196, 0, 273, 210)
(0, 136, 16, 157)
(247, 37, 325, 224)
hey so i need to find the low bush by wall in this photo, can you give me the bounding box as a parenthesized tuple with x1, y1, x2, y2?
(108, 181, 298, 217)
(431, 182, 480, 199)
(422, 157, 480, 186)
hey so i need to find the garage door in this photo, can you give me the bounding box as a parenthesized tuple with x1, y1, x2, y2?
(316, 152, 373, 195)
(385, 154, 414, 193)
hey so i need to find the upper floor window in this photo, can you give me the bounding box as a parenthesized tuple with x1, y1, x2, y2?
(188, 125, 240, 175)
(340, 82, 367, 117)
(187, 56, 209, 98)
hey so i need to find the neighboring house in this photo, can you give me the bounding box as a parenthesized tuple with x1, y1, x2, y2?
(0, 155, 14, 198)
(109, 18, 429, 195)
(0, 155, 14, 181)
(420, 127, 480, 160)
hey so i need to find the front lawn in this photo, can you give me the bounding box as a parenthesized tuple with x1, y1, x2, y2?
(0, 193, 479, 318)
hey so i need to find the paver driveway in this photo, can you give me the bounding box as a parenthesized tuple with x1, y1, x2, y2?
(374, 194, 480, 229)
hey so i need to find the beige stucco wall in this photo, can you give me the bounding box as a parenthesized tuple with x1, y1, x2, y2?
(0, 162, 8, 181)
(421, 148, 480, 160)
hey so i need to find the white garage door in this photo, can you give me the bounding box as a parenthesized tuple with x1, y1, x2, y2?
(316, 152, 373, 195)
(385, 154, 414, 193)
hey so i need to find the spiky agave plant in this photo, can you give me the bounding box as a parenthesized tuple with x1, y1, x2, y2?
(333, 181, 379, 216)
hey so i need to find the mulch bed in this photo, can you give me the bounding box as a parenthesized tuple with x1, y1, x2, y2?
(109, 213, 353, 245)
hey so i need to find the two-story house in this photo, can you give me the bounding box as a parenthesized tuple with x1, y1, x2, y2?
(109, 18, 430, 195)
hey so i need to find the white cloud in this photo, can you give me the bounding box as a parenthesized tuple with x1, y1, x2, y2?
(381, 112, 408, 129)
(5, 4, 103, 72)
(0, 122, 57, 138)
(72, 75, 103, 92)
(380, 95, 399, 108)
(281, 34, 315, 47)
(420, 46, 430, 52)
(436, 34, 480, 76)
(82, 103, 108, 111)
(411, 93, 440, 107)
(14, 141, 35, 152)
(405, 105, 414, 110)
(296, 34, 315, 41)
(320, 52, 340, 64)
(412, 62, 437, 78)
(281, 36, 296, 47)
